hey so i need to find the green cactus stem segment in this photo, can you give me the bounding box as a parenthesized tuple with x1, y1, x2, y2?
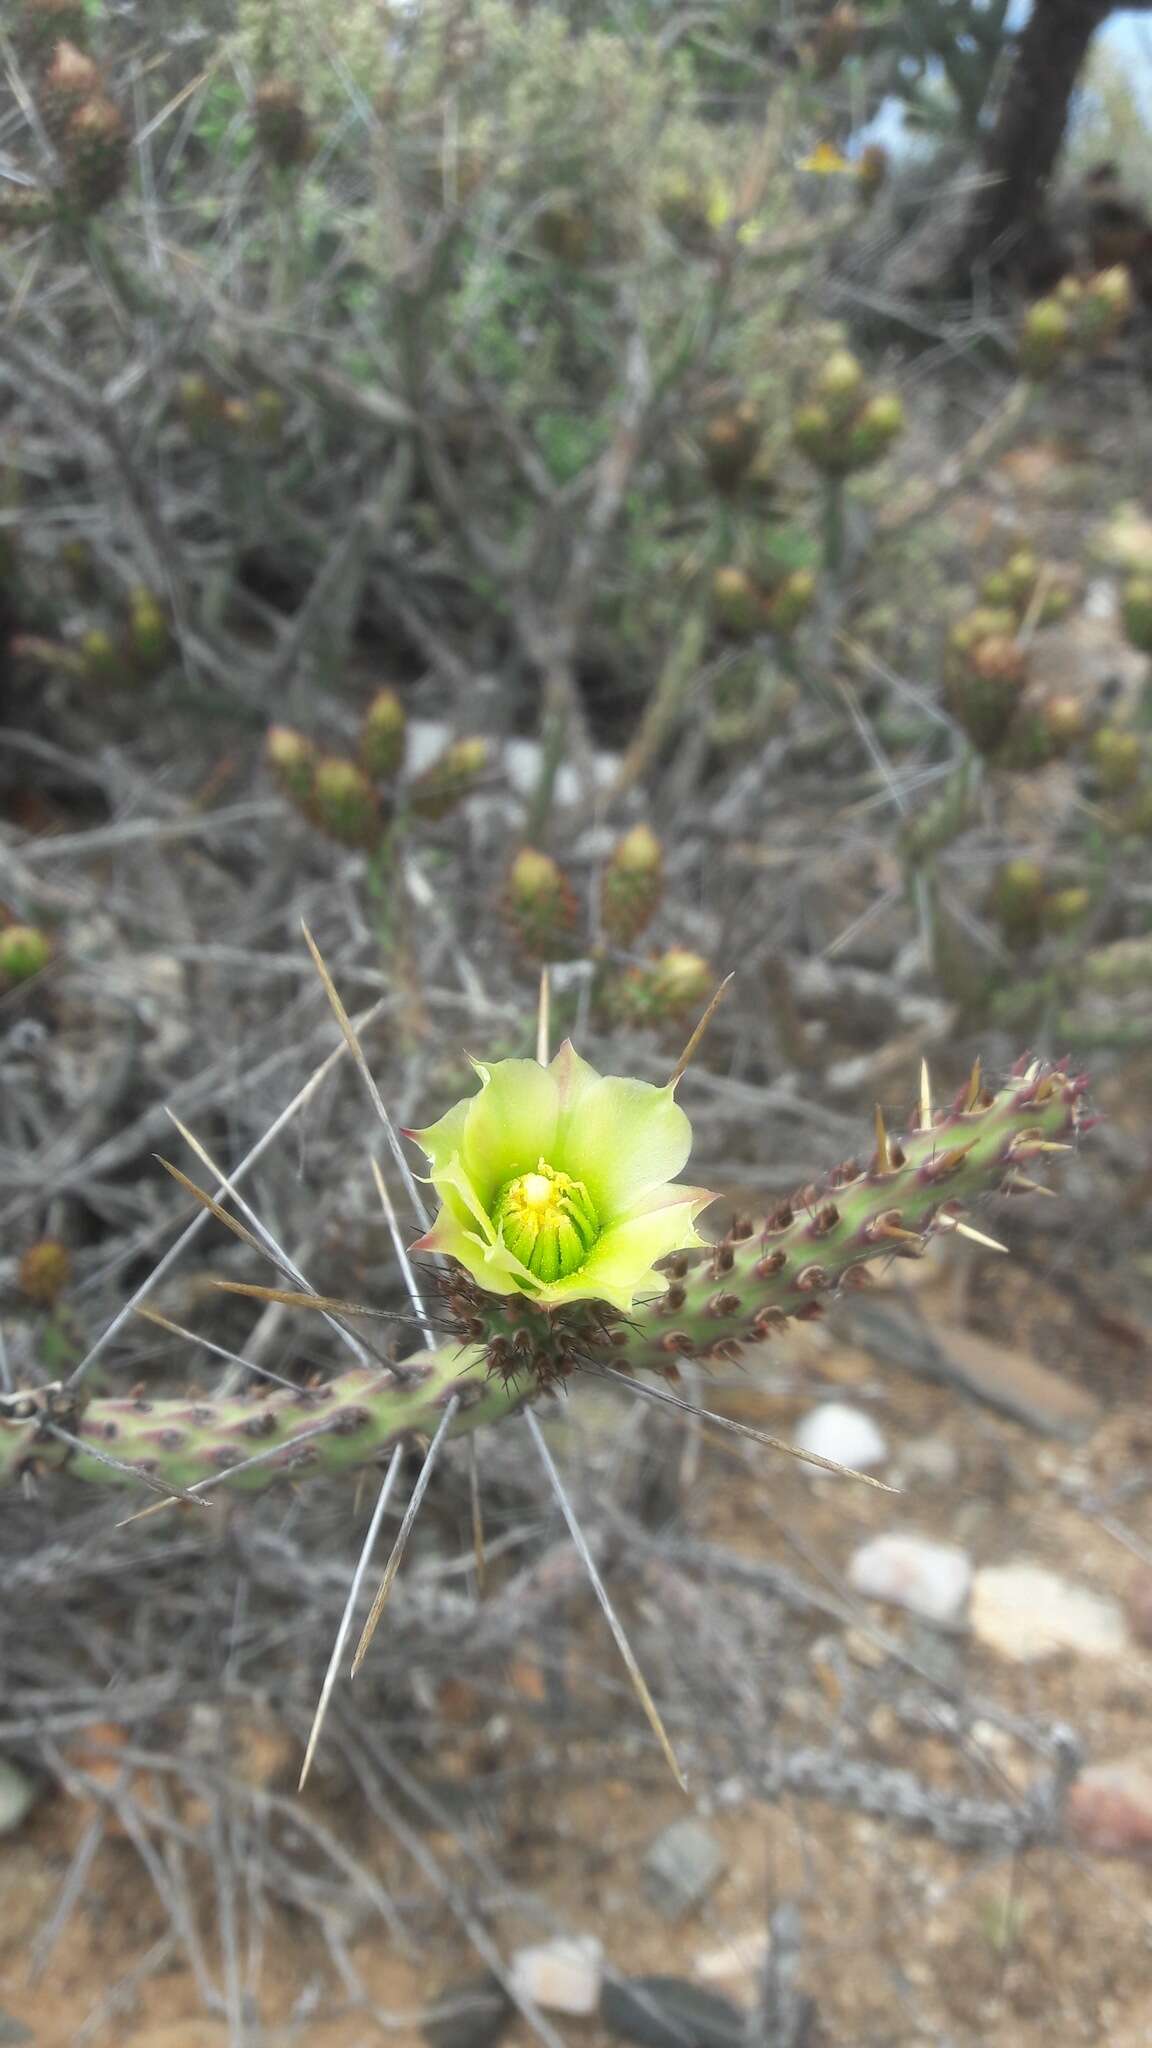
(491, 1160, 600, 1281)
(0, 1060, 1088, 1495)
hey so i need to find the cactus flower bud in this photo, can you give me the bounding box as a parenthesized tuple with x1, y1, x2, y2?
(601, 823, 663, 945)
(311, 757, 379, 847)
(409, 1041, 713, 1310)
(359, 688, 407, 782)
(265, 724, 316, 802)
(947, 633, 1028, 753)
(791, 401, 836, 471)
(409, 736, 490, 820)
(18, 1239, 71, 1306)
(1080, 265, 1132, 342)
(1042, 884, 1091, 933)
(712, 565, 763, 637)
(766, 567, 816, 636)
(253, 80, 313, 170)
(0, 923, 51, 985)
(1090, 725, 1143, 793)
(845, 391, 904, 470)
(79, 626, 122, 686)
(700, 402, 761, 492)
(128, 587, 170, 673)
(61, 96, 128, 212)
(646, 947, 713, 1019)
(39, 39, 101, 144)
(1019, 298, 1070, 377)
(506, 847, 581, 962)
(1122, 575, 1152, 654)
(1041, 691, 1087, 751)
(991, 859, 1045, 945)
(813, 349, 865, 418)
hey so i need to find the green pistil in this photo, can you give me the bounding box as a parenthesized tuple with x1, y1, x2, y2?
(491, 1159, 599, 1282)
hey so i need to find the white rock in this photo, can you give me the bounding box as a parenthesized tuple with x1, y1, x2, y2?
(794, 1402, 888, 1473)
(511, 1936, 603, 2016)
(848, 1533, 972, 1626)
(970, 1563, 1129, 1663)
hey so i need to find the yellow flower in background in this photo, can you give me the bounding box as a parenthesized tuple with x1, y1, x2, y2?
(409, 1042, 713, 1311)
(798, 142, 852, 175)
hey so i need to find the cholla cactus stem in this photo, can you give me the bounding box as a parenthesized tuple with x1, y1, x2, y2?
(0, 1059, 1087, 1494)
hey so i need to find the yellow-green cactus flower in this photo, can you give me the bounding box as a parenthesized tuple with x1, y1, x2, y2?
(409, 1042, 713, 1311)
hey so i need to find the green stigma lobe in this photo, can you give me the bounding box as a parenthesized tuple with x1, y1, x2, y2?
(491, 1159, 599, 1281)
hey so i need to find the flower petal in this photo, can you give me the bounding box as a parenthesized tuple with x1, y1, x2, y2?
(413, 1209, 526, 1297)
(556, 1075, 693, 1219)
(430, 1155, 498, 1241)
(459, 1057, 560, 1208)
(407, 1097, 470, 1176)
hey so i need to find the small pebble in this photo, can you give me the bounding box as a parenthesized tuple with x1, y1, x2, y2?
(794, 1402, 888, 1472)
(970, 1563, 1129, 1663)
(643, 1818, 725, 1919)
(0, 1759, 37, 1838)
(1067, 1760, 1152, 1856)
(511, 1936, 602, 2016)
(601, 1974, 745, 2048)
(848, 1533, 972, 1626)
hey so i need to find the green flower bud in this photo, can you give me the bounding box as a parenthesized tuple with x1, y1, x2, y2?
(506, 847, 581, 963)
(0, 924, 51, 985)
(410, 737, 490, 820)
(1090, 725, 1143, 793)
(265, 724, 316, 803)
(128, 587, 170, 673)
(712, 565, 763, 637)
(1042, 885, 1091, 933)
(845, 392, 904, 470)
(601, 824, 663, 946)
(791, 402, 836, 471)
(80, 627, 122, 686)
(359, 688, 407, 782)
(312, 756, 379, 847)
(409, 1043, 713, 1311)
(812, 349, 865, 419)
(991, 859, 1045, 946)
(767, 568, 816, 636)
(1019, 299, 1070, 378)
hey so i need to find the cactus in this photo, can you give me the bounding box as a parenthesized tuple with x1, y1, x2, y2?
(700, 403, 761, 493)
(793, 355, 903, 477)
(0, 923, 51, 985)
(409, 737, 489, 820)
(311, 757, 380, 848)
(265, 724, 317, 804)
(505, 847, 581, 963)
(37, 39, 102, 146)
(1018, 298, 1071, 378)
(128, 588, 170, 674)
(600, 824, 663, 946)
(14, 0, 88, 63)
(1090, 726, 1143, 794)
(0, 1058, 1089, 1495)
(60, 96, 129, 213)
(359, 688, 407, 783)
(253, 80, 313, 170)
